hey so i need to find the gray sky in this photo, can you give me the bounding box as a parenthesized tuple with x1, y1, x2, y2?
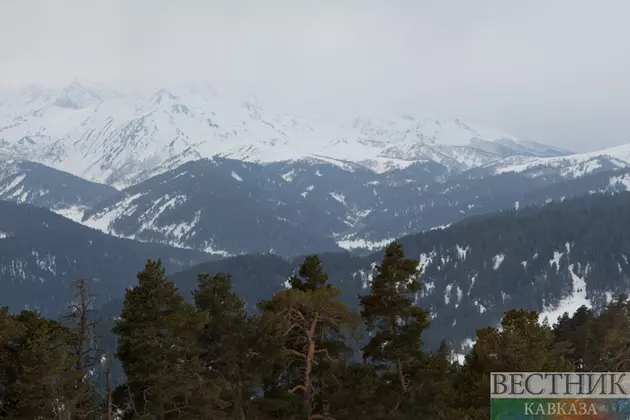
(1, 0, 629, 152)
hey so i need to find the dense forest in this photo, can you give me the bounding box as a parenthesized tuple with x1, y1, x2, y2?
(1, 242, 628, 420)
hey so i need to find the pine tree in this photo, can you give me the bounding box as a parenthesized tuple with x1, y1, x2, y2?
(8, 311, 77, 419)
(0, 307, 21, 417)
(454, 309, 573, 419)
(359, 242, 429, 414)
(405, 340, 457, 420)
(259, 256, 358, 420)
(193, 272, 264, 420)
(288, 255, 329, 292)
(325, 362, 388, 420)
(113, 259, 227, 419)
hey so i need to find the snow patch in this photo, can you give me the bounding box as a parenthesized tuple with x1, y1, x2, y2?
(539, 264, 590, 325)
(456, 244, 470, 261)
(549, 250, 564, 273)
(337, 236, 394, 251)
(281, 170, 295, 182)
(82, 192, 146, 234)
(493, 253, 505, 270)
(609, 173, 630, 190)
(468, 272, 478, 295)
(444, 284, 453, 305)
(455, 286, 463, 308)
(53, 206, 86, 223)
(329, 192, 347, 206)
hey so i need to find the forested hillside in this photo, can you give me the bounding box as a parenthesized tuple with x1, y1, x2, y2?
(7, 191, 630, 351)
(164, 192, 630, 350)
(0, 201, 216, 314)
(2, 247, 629, 420)
(0, 157, 118, 209)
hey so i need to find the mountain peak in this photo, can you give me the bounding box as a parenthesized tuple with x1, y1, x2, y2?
(152, 89, 179, 105)
(53, 79, 104, 109)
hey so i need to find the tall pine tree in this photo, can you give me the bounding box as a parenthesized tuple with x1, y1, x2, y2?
(359, 242, 429, 415)
(113, 259, 227, 419)
(194, 272, 265, 420)
(259, 255, 358, 420)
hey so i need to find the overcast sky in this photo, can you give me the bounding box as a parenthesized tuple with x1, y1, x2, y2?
(1, 0, 629, 152)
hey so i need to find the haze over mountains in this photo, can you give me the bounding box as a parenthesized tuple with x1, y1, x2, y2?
(3, 80, 630, 352)
(0, 80, 573, 187)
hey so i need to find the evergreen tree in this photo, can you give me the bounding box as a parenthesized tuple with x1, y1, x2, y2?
(405, 340, 458, 420)
(454, 309, 573, 419)
(288, 255, 329, 292)
(0, 307, 21, 417)
(259, 263, 357, 420)
(552, 305, 596, 370)
(359, 242, 429, 415)
(193, 272, 265, 420)
(8, 311, 77, 419)
(113, 260, 226, 419)
(582, 295, 630, 371)
(324, 362, 388, 420)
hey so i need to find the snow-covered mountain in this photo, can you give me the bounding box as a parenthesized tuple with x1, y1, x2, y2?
(0, 156, 117, 210)
(43, 155, 629, 258)
(0, 81, 569, 188)
(474, 142, 630, 180)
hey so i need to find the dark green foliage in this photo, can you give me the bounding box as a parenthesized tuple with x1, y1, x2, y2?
(288, 255, 329, 292)
(194, 272, 266, 420)
(0, 310, 78, 419)
(453, 309, 573, 420)
(7, 245, 630, 419)
(113, 259, 226, 419)
(360, 241, 430, 414)
(258, 255, 358, 420)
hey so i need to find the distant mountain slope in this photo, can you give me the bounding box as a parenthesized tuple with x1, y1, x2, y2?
(152, 192, 630, 352)
(71, 155, 630, 256)
(0, 81, 568, 187)
(80, 158, 347, 257)
(348, 166, 630, 245)
(0, 157, 118, 210)
(0, 201, 216, 315)
(475, 142, 630, 180)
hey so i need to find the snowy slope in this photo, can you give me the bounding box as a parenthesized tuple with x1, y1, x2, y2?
(0, 200, 214, 315)
(59, 154, 630, 257)
(0, 156, 117, 210)
(0, 81, 568, 188)
(478, 143, 630, 180)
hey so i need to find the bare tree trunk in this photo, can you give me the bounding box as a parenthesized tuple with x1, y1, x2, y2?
(391, 356, 406, 412)
(66, 279, 96, 420)
(76, 280, 88, 373)
(390, 312, 406, 413)
(231, 381, 246, 420)
(105, 352, 114, 420)
(304, 312, 319, 420)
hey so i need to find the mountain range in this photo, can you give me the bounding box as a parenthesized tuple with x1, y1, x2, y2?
(0, 80, 571, 188)
(3, 80, 630, 354)
(91, 191, 630, 355)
